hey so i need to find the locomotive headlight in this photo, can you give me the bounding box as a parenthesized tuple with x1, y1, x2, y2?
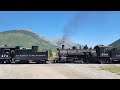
(1, 55, 3, 57)
(6, 55, 8, 57)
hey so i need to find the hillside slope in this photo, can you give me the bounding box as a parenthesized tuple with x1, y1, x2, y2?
(0, 30, 56, 51)
(110, 39, 120, 50)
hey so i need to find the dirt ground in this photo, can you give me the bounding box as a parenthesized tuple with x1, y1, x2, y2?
(0, 64, 120, 79)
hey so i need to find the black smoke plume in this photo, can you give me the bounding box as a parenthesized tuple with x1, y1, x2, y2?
(58, 13, 83, 48)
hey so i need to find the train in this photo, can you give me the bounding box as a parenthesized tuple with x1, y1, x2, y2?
(0, 45, 48, 64)
(55, 44, 120, 64)
(0, 44, 120, 64)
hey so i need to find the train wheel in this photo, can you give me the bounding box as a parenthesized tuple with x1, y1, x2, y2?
(106, 58, 112, 64)
(84, 59, 89, 64)
(5, 60, 11, 64)
(104, 59, 111, 64)
(109, 58, 113, 64)
(81, 60, 85, 64)
(0, 60, 4, 64)
(36, 61, 42, 64)
(19, 60, 29, 64)
(81, 58, 85, 64)
(42, 61, 46, 64)
(24, 61, 29, 64)
(101, 60, 105, 64)
(99, 59, 107, 64)
(99, 59, 104, 64)
(76, 60, 84, 64)
(106, 59, 109, 64)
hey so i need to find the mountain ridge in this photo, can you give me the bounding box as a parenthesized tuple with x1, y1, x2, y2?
(109, 39, 120, 50)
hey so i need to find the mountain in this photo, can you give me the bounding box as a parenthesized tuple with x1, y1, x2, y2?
(110, 39, 120, 50)
(0, 30, 56, 51)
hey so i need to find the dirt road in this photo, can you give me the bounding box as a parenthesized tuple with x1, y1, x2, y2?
(0, 64, 120, 79)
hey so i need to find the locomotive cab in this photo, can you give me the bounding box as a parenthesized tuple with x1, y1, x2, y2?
(94, 45, 112, 64)
(94, 45, 112, 57)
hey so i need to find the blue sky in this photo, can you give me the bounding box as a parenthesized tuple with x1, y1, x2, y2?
(0, 11, 120, 47)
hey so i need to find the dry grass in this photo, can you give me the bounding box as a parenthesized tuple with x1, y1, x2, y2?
(100, 65, 120, 75)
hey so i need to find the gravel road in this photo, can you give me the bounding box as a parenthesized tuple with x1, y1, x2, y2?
(0, 64, 120, 79)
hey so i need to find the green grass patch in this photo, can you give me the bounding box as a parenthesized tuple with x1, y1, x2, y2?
(100, 65, 120, 75)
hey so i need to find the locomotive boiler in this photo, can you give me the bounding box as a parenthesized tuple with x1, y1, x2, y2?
(56, 45, 94, 63)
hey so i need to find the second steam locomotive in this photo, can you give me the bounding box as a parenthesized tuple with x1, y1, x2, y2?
(55, 44, 120, 64)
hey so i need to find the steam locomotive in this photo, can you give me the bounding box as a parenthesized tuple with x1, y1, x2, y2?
(56, 45, 120, 64)
(0, 45, 48, 64)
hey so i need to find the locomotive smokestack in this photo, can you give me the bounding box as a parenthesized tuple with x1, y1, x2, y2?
(72, 46, 76, 50)
(62, 45, 65, 49)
